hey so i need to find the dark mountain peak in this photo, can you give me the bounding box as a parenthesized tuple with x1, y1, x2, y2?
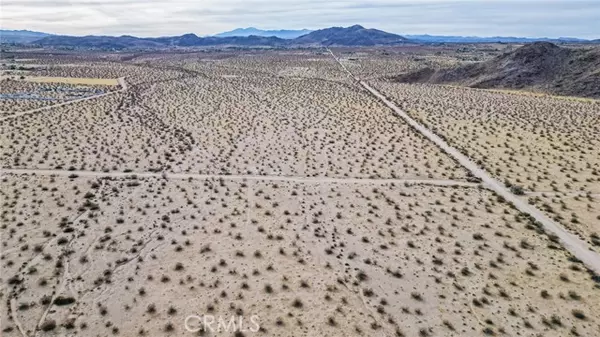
(180, 33, 199, 38)
(294, 25, 408, 46)
(348, 24, 365, 30)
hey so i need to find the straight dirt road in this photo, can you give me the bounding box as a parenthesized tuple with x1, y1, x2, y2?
(327, 49, 600, 275)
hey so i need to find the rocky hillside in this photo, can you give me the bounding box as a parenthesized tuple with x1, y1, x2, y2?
(393, 42, 600, 98)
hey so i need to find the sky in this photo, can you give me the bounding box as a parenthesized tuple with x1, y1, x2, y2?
(2, 0, 599, 39)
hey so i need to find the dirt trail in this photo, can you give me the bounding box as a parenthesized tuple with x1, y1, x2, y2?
(327, 48, 600, 275)
(0, 168, 479, 187)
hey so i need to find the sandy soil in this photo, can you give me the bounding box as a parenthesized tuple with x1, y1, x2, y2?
(2, 174, 599, 337)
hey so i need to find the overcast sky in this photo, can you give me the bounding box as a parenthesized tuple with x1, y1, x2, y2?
(2, 0, 599, 39)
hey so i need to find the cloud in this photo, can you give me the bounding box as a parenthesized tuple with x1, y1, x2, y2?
(1, 0, 599, 38)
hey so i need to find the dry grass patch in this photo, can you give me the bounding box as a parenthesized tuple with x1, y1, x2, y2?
(24, 76, 119, 86)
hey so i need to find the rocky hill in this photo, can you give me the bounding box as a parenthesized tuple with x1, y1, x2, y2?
(393, 42, 600, 98)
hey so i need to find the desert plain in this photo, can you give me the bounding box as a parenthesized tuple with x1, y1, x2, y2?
(1, 46, 599, 337)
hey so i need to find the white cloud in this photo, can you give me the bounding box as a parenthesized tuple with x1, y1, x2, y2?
(1, 0, 599, 38)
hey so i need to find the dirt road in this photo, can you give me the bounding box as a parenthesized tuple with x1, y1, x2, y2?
(327, 49, 600, 274)
(362, 80, 600, 274)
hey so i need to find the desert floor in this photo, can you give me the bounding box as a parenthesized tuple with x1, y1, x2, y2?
(1, 48, 599, 336)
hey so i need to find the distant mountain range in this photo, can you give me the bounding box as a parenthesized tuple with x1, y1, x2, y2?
(213, 28, 598, 44)
(394, 42, 600, 98)
(215, 27, 312, 39)
(0, 29, 53, 43)
(405, 34, 593, 44)
(1, 25, 411, 49)
(1, 26, 599, 49)
(213, 25, 407, 45)
(33, 33, 288, 49)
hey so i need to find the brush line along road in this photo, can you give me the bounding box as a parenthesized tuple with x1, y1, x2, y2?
(0, 168, 479, 187)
